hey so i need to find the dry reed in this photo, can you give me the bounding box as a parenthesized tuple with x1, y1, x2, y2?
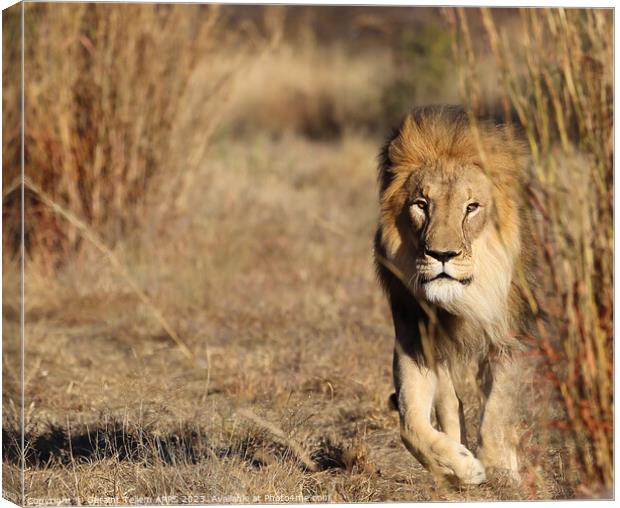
(447, 7, 613, 494)
(12, 3, 236, 262)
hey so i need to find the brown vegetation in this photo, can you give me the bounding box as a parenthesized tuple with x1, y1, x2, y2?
(2, 4, 612, 504)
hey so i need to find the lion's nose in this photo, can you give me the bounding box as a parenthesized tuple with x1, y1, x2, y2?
(425, 249, 461, 263)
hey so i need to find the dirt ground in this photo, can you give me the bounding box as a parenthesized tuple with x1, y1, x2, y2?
(3, 131, 579, 503)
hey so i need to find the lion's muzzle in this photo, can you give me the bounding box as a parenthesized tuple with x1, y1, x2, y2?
(425, 248, 461, 263)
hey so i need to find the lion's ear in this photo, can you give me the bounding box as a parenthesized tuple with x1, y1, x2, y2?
(400, 114, 416, 140)
(388, 115, 416, 167)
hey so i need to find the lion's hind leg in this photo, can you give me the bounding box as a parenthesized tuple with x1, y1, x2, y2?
(477, 356, 522, 482)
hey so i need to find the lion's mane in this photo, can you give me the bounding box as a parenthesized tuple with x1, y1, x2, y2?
(374, 105, 532, 361)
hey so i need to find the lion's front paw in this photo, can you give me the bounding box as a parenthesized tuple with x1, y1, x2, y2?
(429, 437, 487, 486)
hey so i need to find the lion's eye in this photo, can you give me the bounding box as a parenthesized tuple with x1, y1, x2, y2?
(413, 199, 428, 211)
(466, 202, 480, 213)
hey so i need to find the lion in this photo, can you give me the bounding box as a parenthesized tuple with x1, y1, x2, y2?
(374, 105, 531, 486)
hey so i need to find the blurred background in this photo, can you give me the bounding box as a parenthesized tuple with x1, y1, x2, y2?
(2, 3, 613, 503)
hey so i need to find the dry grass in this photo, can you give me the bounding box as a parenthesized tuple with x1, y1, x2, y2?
(10, 3, 248, 267)
(2, 4, 613, 505)
(220, 43, 396, 139)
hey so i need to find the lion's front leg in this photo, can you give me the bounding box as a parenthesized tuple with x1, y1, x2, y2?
(477, 355, 522, 481)
(394, 343, 486, 486)
(435, 364, 465, 444)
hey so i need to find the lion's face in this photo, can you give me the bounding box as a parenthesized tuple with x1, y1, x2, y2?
(406, 163, 493, 305)
(378, 107, 525, 322)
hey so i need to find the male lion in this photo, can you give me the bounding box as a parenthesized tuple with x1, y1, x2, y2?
(374, 105, 530, 486)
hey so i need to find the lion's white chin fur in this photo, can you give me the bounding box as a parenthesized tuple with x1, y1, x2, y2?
(422, 278, 465, 305)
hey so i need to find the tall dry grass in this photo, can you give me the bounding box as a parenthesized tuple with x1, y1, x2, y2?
(11, 3, 248, 265)
(447, 7, 613, 494)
